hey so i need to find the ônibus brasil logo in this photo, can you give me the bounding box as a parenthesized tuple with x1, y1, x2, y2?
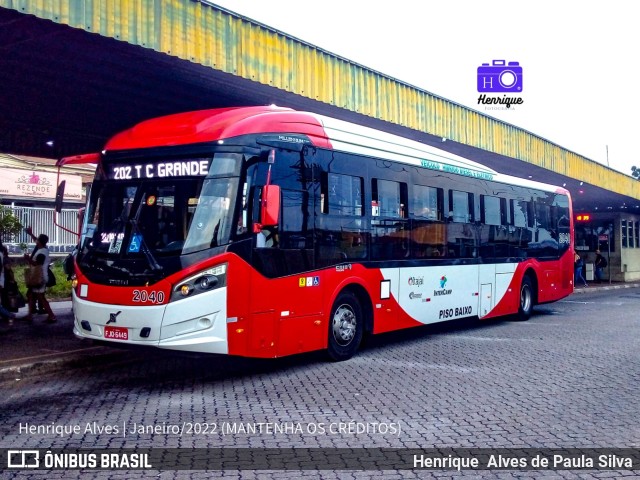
(477, 59, 523, 110)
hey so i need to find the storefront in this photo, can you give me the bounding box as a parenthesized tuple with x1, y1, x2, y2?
(0, 156, 92, 252)
(0, 166, 83, 207)
(574, 212, 640, 282)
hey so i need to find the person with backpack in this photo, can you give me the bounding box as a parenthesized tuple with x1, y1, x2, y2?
(19, 227, 57, 323)
(594, 249, 607, 283)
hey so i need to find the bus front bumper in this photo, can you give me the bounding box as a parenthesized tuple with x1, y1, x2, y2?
(72, 287, 229, 354)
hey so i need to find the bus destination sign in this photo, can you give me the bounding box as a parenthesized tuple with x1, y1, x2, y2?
(109, 160, 210, 180)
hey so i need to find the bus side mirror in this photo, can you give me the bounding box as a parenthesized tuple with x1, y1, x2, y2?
(260, 185, 280, 227)
(55, 180, 66, 214)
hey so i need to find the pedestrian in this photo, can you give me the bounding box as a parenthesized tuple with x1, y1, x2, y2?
(0, 241, 17, 325)
(574, 251, 588, 287)
(594, 249, 607, 283)
(20, 227, 56, 323)
(26, 233, 47, 314)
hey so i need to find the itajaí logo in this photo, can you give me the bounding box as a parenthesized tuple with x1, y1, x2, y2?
(434, 276, 452, 296)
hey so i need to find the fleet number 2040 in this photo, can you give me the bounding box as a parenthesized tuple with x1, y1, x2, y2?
(132, 290, 165, 304)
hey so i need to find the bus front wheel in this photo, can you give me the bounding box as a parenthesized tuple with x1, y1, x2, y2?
(327, 292, 363, 361)
(517, 276, 534, 321)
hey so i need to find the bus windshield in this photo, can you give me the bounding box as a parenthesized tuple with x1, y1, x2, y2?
(77, 154, 241, 282)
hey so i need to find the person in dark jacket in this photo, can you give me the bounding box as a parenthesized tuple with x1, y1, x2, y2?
(0, 242, 17, 325)
(594, 249, 607, 283)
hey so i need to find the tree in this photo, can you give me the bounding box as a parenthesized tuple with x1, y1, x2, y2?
(633, 166, 640, 180)
(0, 205, 23, 242)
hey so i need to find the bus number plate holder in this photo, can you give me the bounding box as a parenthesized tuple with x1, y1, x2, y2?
(104, 326, 128, 340)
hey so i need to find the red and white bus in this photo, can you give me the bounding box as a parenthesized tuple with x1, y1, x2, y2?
(60, 106, 574, 361)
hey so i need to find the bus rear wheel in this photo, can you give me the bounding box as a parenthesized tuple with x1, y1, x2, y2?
(327, 292, 363, 361)
(517, 275, 534, 321)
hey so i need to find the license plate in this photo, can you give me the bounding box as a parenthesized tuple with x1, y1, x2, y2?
(104, 326, 128, 340)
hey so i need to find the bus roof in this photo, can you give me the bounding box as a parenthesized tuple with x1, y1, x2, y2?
(77, 106, 567, 196)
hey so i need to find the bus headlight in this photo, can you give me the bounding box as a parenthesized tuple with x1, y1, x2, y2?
(171, 263, 227, 302)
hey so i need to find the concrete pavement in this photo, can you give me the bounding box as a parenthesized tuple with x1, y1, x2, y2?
(0, 301, 122, 383)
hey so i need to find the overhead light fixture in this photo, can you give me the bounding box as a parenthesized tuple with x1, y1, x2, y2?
(562, 183, 566, 187)
(579, 181, 584, 186)
(441, 137, 447, 143)
(46, 140, 54, 147)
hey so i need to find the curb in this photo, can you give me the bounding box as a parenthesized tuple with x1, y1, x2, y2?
(572, 283, 640, 294)
(0, 346, 128, 384)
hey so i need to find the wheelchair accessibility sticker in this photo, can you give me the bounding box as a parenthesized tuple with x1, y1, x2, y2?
(299, 276, 320, 287)
(128, 234, 142, 253)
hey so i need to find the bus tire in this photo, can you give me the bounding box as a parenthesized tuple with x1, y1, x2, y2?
(517, 275, 534, 321)
(327, 292, 363, 362)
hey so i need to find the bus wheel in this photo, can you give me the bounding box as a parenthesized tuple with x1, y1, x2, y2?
(327, 292, 363, 361)
(517, 276, 534, 321)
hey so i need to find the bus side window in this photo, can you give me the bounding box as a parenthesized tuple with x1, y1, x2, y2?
(410, 185, 445, 258)
(323, 173, 363, 216)
(373, 179, 406, 219)
(447, 190, 475, 258)
(371, 178, 409, 260)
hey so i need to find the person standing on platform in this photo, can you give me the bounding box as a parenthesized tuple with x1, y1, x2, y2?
(0, 241, 17, 325)
(20, 227, 56, 323)
(594, 249, 607, 284)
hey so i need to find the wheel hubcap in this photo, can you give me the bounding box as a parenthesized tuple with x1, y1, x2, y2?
(332, 304, 356, 346)
(521, 285, 531, 312)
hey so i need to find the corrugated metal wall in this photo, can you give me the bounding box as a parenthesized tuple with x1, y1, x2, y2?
(3, 0, 639, 199)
